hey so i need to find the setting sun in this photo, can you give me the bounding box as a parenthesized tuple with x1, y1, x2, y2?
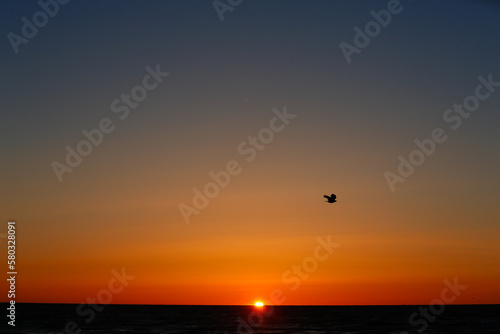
(254, 301, 264, 307)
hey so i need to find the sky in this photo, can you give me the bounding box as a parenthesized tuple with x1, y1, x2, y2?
(1, 0, 499, 306)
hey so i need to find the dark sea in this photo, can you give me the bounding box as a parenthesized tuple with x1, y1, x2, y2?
(2, 303, 499, 334)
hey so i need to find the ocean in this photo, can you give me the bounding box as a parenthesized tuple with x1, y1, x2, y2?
(2, 303, 499, 333)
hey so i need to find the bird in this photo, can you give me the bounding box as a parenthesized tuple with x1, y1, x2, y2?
(324, 194, 337, 203)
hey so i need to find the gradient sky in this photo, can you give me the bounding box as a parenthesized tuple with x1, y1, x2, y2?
(1, 0, 499, 305)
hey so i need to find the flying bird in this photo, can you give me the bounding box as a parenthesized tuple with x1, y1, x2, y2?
(324, 194, 337, 203)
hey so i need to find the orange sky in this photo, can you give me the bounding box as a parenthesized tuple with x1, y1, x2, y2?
(3, 159, 499, 305)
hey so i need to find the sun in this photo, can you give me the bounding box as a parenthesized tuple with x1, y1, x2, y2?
(254, 301, 264, 307)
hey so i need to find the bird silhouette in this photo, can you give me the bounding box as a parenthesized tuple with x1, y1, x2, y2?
(324, 194, 337, 203)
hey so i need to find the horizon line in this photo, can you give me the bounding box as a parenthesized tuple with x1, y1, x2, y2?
(2, 302, 498, 306)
